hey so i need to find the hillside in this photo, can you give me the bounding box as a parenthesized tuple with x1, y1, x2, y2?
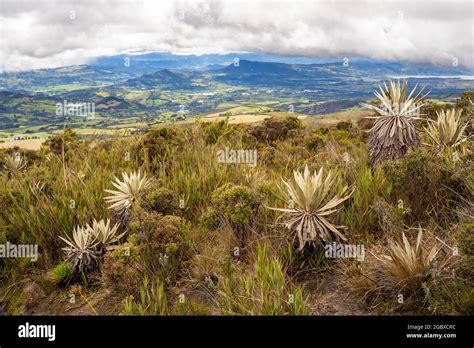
(0, 91, 472, 317)
(1, 56, 473, 133)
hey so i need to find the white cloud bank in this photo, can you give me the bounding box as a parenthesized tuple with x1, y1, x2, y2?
(0, 0, 473, 71)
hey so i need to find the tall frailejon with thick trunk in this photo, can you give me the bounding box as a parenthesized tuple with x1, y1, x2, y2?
(361, 80, 426, 166)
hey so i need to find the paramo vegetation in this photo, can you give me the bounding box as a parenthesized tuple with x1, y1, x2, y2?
(0, 85, 473, 316)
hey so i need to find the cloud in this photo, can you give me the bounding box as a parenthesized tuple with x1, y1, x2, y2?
(0, 0, 473, 71)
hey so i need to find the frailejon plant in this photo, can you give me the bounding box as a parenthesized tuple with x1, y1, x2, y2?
(361, 80, 426, 166)
(59, 219, 124, 273)
(270, 165, 352, 250)
(59, 225, 99, 273)
(374, 227, 438, 294)
(2, 153, 27, 175)
(104, 171, 151, 223)
(424, 109, 468, 150)
(90, 218, 125, 251)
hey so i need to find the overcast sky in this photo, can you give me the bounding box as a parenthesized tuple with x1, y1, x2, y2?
(0, 0, 473, 72)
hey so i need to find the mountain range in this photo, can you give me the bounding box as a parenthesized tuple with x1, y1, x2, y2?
(0, 52, 473, 130)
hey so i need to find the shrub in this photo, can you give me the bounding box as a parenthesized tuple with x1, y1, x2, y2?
(310, 127, 364, 151)
(423, 278, 474, 315)
(382, 148, 442, 223)
(211, 184, 259, 226)
(336, 120, 353, 131)
(102, 235, 143, 295)
(135, 127, 184, 161)
(45, 128, 78, 155)
(455, 90, 474, 133)
(129, 210, 192, 284)
(371, 198, 404, 234)
(384, 147, 471, 226)
(210, 184, 260, 247)
(304, 134, 325, 152)
(200, 119, 229, 145)
(456, 222, 474, 279)
(356, 117, 374, 130)
(420, 101, 452, 120)
(199, 207, 220, 231)
(144, 186, 178, 215)
(451, 151, 474, 197)
(249, 116, 304, 144)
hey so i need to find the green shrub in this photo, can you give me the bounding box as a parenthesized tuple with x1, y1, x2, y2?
(336, 120, 353, 130)
(420, 101, 452, 121)
(144, 186, 178, 215)
(423, 279, 474, 315)
(451, 152, 474, 197)
(209, 183, 260, 247)
(249, 116, 304, 144)
(200, 119, 229, 145)
(129, 210, 192, 284)
(457, 222, 474, 279)
(45, 128, 78, 155)
(255, 181, 276, 198)
(382, 147, 472, 226)
(382, 148, 443, 223)
(199, 207, 220, 231)
(102, 235, 143, 295)
(211, 184, 259, 226)
(304, 134, 325, 152)
(134, 127, 184, 164)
